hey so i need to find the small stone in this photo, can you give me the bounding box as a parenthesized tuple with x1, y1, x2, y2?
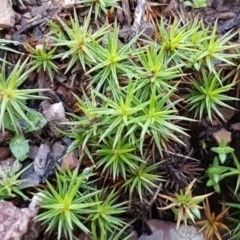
(169, 224, 204, 240)
(0, 147, 10, 160)
(78, 232, 91, 240)
(34, 144, 51, 175)
(143, 220, 204, 240)
(139, 230, 163, 240)
(19, 165, 41, 188)
(128, 230, 139, 240)
(0, 0, 16, 28)
(42, 102, 66, 122)
(62, 152, 80, 171)
(62, 0, 76, 8)
(145, 219, 163, 234)
(0, 200, 40, 240)
(52, 141, 66, 158)
(28, 193, 44, 215)
(120, 227, 138, 240)
(42, 102, 69, 138)
(231, 122, 240, 131)
(212, 128, 232, 145)
(40, 100, 51, 111)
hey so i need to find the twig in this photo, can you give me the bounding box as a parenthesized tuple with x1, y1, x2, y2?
(162, 148, 200, 162)
(142, 182, 162, 219)
(143, 183, 162, 211)
(145, 182, 162, 207)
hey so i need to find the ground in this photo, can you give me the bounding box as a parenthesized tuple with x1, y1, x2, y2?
(1, 0, 240, 239)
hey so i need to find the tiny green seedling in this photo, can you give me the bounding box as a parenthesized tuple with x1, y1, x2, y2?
(51, 9, 109, 73)
(0, 162, 31, 200)
(184, 0, 207, 9)
(123, 161, 163, 202)
(0, 58, 48, 134)
(206, 157, 228, 193)
(36, 167, 101, 240)
(211, 139, 234, 164)
(27, 43, 59, 81)
(188, 69, 237, 122)
(86, 189, 127, 240)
